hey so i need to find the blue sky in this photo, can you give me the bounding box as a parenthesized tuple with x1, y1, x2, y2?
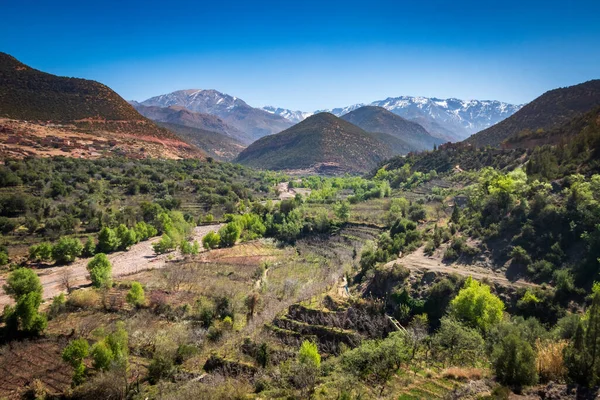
(1, 0, 599, 110)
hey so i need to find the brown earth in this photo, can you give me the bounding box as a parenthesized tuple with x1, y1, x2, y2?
(0, 224, 223, 307)
(0, 118, 204, 160)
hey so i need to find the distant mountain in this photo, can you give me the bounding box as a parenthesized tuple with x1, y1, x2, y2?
(264, 97, 522, 142)
(140, 89, 293, 142)
(262, 106, 314, 124)
(467, 80, 600, 148)
(0, 52, 203, 159)
(340, 106, 443, 152)
(131, 103, 247, 143)
(157, 122, 245, 161)
(235, 113, 395, 174)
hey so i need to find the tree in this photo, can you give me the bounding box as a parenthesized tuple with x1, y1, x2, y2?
(87, 254, 112, 288)
(341, 332, 409, 395)
(202, 231, 220, 250)
(29, 242, 53, 262)
(116, 224, 137, 250)
(334, 200, 351, 222)
(218, 222, 241, 247)
(62, 338, 90, 386)
(126, 282, 145, 307)
(152, 233, 176, 254)
(449, 276, 504, 332)
(82, 236, 96, 257)
(2, 268, 47, 335)
(450, 205, 461, 224)
(431, 317, 484, 366)
(97, 227, 120, 253)
(52, 237, 83, 264)
(493, 333, 538, 387)
(564, 283, 600, 386)
(180, 240, 200, 255)
(91, 341, 114, 371)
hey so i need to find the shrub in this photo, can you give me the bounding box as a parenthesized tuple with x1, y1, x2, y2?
(62, 338, 89, 385)
(535, 339, 567, 383)
(91, 341, 114, 371)
(52, 237, 83, 264)
(87, 254, 112, 288)
(97, 227, 120, 253)
(48, 293, 66, 319)
(29, 242, 53, 262)
(218, 222, 241, 247)
(152, 234, 176, 254)
(0, 251, 8, 266)
(67, 289, 100, 309)
(442, 367, 483, 381)
(2, 268, 47, 335)
(493, 333, 538, 387)
(82, 236, 96, 257)
(202, 231, 220, 250)
(298, 340, 321, 369)
(126, 282, 145, 307)
(180, 240, 200, 255)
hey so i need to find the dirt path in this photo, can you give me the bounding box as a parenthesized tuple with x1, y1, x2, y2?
(385, 245, 539, 289)
(0, 224, 223, 307)
(277, 181, 311, 201)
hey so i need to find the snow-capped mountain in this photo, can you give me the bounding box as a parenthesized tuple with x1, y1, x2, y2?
(262, 106, 314, 124)
(141, 90, 292, 142)
(266, 97, 523, 141)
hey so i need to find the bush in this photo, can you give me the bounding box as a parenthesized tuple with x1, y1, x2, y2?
(2, 268, 47, 335)
(52, 237, 83, 264)
(62, 338, 89, 385)
(29, 242, 53, 262)
(202, 231, 220, 250)
(493, 333, 538, 387)
(126, 282, 145, 307)
(218, 222, 241, 247)
(97, 227, 120, 253)
(180, 240, 200, 255)
(67, 289, 100, 309)
(48, 293, 66, 319)
(87, 254, 112, 288)
(152, 234, 176, 254)
(82, 236, 96, 257)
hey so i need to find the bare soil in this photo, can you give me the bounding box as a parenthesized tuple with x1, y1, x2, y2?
(0, 224, 223, 307)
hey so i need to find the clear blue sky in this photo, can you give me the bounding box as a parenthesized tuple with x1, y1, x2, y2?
(1, 0, 599, 110)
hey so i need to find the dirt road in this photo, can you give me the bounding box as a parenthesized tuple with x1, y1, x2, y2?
(277, 181, 311, 201)
(0, 224, 223, 307)
(385, 245, 538, 289)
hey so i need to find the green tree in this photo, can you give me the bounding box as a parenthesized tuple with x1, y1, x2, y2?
(82, 236, 96, 257)
(126, 282, 145, 307)
(91, 341, 114, 371)
(218, 222, 241, 247)
(334, 200, 351, 222)
(492, 333, 538, 387)
(449, 276, 504, 332)
(97, 227, 120, 253)
(2, 268, 47, 335)
(298, 340, 321, 369)
(152, 233, 176, 254)
(62, 338, 89, 386)
(202, 231, 220, 250)
(86, 253, 112, 288)
(431, 317, 484, 366)
(116, 224, 137, 250)
(564, 283, 600, 386)
(52, 237, 83, 264)
(29, 242, 53, 262)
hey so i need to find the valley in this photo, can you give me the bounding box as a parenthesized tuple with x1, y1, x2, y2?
(0, 41, 599, 400)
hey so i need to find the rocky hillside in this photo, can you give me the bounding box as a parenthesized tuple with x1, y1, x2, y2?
(340, 106, 443, 151)
(0, 52, 204, 159)
(467, 80, 600, 148)
(140, 89, 293, 141)
(235, 113, 395, 174)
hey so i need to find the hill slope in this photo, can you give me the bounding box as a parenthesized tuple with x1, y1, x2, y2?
(0, 52, 203, 159)
(467, 80, 600, 148)
(132, 103, 248, 143)
(340, 106, 443, 151)
(157, 122, 245, 161)
(235, 113, 394, 174)
(140, 89, 293, 141)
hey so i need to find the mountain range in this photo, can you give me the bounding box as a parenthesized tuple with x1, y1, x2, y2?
(139, 89, 293, 143)
(263, 97, 523, 141)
